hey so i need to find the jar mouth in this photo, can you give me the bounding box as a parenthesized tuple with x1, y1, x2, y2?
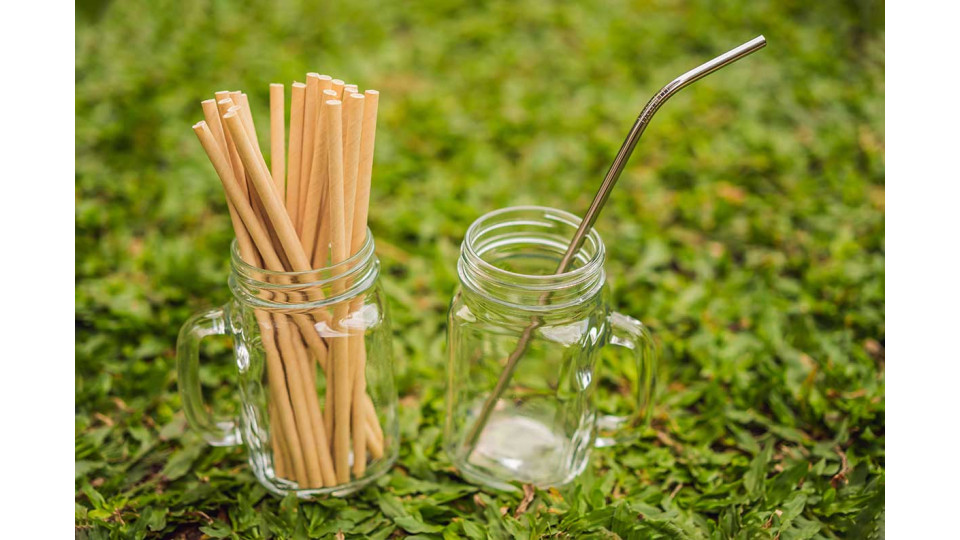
(459, 206, 606, 310)
(229, 228, 379, 308)
(230, 227, 375, 283)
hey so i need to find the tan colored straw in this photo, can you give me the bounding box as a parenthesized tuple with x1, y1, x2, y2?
(269, 84, 285, 195)
(286, 82, 307, 228)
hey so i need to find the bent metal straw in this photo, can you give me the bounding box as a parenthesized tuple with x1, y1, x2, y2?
(192, 74, 383, 489)
(461, 36, 769, 454)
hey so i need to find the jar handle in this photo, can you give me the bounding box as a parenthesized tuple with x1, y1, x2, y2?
(176, 305, 241, 446)
(595, 311, 658, 448)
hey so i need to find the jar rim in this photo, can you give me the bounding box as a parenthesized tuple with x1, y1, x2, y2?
(229, 227, 375, 285)
(462, 205, 605, 285)
(228, 228, 380, 309)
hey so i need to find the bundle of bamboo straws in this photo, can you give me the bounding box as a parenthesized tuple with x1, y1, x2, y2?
(192, 74, 382, 488)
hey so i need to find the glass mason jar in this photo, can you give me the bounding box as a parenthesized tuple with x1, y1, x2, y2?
(444, 206, 657, 490)
(176, 230, 398, 497)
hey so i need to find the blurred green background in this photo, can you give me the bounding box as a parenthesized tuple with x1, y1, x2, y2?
(76, 0, 884, 537)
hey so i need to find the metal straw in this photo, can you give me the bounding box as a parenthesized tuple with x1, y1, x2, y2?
(461, 35, 768, 455)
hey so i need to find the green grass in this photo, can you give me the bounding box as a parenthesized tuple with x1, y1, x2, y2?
(76, 0, 884, 537)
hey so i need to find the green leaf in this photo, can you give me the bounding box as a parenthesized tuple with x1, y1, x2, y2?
(394, 515, 443, 534)
(461, 519, 486, 540)
(75, 460, 102, 479)
(376, 492, 408, 519)
(744, 440, 774, 497)
(199, 521, 233, 538)
(141, 506, 167, 532)
(81, 483, 105, 509)
(160, 444, 205, 481)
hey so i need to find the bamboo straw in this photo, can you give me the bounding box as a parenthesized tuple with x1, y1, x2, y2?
(237, 93, 262, 153)
(298, 75, 333, 228)
(340, 93, 366, 472)
(299, 97, 330, 258)
(348, 89, 380, 474)
(201, 100, 229, 159)
(231, 102, 271, 188)
(269, 84, 285, 196)
(193, 123, 282, 270)
(298, 74, 322, 233)
(202, 99, 253, 229)
(350, 348, 367, 475)
(232, 96, 274, 234)
(324, 355, 335, 445)
(291, 327, 318, 392)
(324, 99, 353, 482)
(286, 82, 307, 228)
(224, 111, 312, 270)
(331, 79, 345, 99)
(319, 75, 334, 93)
(353, 90, 380, 250)
(365, 404, 384, 457)
(269, 401, 291, 479)
(238, 94, 264, 179)
(313, 88, 340, 268)
(317, 92, 339, 441)
(342, 93, 365, 246)
(221, 102, 290, 269)
(214, 93, 247, 199)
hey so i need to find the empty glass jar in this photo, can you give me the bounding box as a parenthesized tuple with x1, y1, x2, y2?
(444, 206, 657, 490)
(177, 231, 398, 497)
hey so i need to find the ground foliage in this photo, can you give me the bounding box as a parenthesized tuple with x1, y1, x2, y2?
(76, 0, 884, 537)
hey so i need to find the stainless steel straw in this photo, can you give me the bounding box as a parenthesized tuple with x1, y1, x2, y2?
(461, 35, 768, 454)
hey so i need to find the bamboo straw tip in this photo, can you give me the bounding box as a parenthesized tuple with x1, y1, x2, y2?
(223, 109, 239, 119)
(364, 89, 380, 96)
(347, 93, 365, 101)
(192, 121, 206, 130)
(218, 98, 234, 105)
(318, 74, 333, 81)
(307, 72, 320, 77)
(270, 83, 284, 88)
(201, 98, 217, 105)
(332, 79, 345, 85)
(325, 99, 342, 107)
(322, 89, 338, 97)
(293, 82, 307, 88)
